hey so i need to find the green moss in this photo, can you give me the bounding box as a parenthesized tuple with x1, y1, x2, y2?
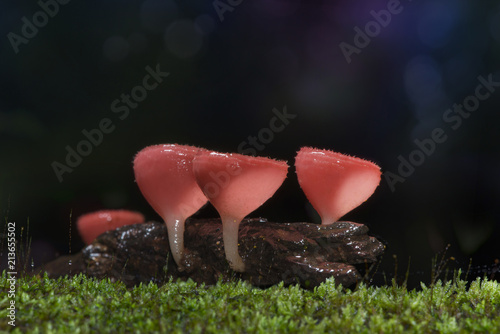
(1, 271, 499, 333)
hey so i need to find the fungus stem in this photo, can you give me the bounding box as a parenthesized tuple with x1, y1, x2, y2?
(222, 217, 245, 272)
(166, 217, 185, 270)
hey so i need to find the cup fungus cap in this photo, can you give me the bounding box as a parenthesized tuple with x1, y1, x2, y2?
(77, 209, 145, 245)
(295, 147, 381, 225)
(133, 144, 208, 269)
(193, 150, 289, 272)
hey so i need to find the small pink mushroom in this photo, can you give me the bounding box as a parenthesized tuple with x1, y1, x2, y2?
(295, 147, 381, 225)
(77, 209, 145, 244)
(133, 144, 208, 269)
(193, 151, 288, 272)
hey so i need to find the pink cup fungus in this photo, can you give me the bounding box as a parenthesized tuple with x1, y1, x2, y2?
(193, 150, 289, 272)
(133, 144, 208, 270)
(295, 147, 381, 225)
(77, 209, 145, 245)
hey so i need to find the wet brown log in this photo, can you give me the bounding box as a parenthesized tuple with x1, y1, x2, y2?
(39, 218, 384, 288)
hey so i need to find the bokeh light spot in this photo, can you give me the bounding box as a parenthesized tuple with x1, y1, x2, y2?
(195, 14, 215, 35)
(490, 10, 500, 43)
(404, 55, 443, 109)
(165, 20, 203, 59)
(103, 36, 130, 62)
(417, 2, 457, 48)
(140, 0, 179, 33)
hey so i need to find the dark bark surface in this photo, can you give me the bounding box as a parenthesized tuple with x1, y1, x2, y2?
(39, 218, 384, 289)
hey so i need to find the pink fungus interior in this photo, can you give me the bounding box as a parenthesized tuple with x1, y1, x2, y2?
(295, 147, 381, 224)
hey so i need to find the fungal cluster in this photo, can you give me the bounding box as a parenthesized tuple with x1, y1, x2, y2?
(77, 144, 381, 273)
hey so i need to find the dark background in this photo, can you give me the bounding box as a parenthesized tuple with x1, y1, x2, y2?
(1, 0, 499, 287)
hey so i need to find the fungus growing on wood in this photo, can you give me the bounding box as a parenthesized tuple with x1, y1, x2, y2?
(295, 147, 381, 225)
(193, 151, 288, 272)
(77, 209, 145, 244)
(133, 144, 208, 270)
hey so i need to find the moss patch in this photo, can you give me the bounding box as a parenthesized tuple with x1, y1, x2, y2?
(1, 271, 499, 333)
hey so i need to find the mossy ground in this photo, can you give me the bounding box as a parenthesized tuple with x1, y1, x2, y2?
(1, 271, 499, 333)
